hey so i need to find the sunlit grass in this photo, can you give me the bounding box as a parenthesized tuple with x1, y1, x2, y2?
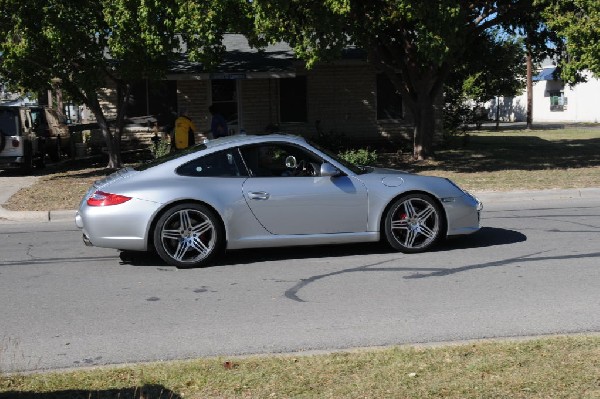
(1, 336, 599, 398)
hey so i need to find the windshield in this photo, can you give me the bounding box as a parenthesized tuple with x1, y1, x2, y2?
(134, 143, 207, 171)
(308, 140, 370, 175)
(0, 109, 19, 136)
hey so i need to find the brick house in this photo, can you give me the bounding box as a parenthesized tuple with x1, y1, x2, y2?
(96, 34, 417, 148)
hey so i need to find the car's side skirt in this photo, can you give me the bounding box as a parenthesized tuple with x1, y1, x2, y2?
(227, 232, 380, 250)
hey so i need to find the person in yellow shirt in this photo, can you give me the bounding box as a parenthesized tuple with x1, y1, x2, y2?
(171, 109, 197, 150)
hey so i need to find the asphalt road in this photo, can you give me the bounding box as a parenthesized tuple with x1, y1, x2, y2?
(1, 198, 599, 373)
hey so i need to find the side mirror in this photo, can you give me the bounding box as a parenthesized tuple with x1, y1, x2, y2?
(320, 162, 342, 177)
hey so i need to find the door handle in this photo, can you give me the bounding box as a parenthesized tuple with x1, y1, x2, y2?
(248, 191, 270, 200)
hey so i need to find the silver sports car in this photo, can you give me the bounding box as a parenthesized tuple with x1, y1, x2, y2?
(76, 134, 482, 268)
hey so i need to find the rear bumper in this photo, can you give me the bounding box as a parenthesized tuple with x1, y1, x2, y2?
(75, 200, 158, 252)
(0, 156, 24, 166)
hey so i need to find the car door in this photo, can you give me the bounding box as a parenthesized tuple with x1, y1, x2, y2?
(240, 142, 368, 235)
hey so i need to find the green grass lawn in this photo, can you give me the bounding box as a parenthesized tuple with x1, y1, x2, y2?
(384, 127, 600, 192)
(2, 336, 599, 398)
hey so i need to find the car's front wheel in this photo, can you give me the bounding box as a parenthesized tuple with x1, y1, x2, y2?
(153, 203, 224, 268)
(384, 193, 445, 253)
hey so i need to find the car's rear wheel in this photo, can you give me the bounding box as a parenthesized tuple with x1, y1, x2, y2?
(384, 193, 445, 253)
(153, 203, 224, 268)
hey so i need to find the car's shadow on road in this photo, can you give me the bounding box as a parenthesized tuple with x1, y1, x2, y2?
(118, 227, 526, 269)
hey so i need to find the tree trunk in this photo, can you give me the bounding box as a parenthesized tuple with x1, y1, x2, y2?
(495, 96, 500, 130)
(86, 93, 122, 169)
(526, 51, 533, 129)
(411, 98, 436, 160)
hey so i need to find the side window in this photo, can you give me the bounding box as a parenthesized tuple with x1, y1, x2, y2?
(240, 143, 322, 177)
(177, 149, 247, 177)
(0, 109, 19, 136)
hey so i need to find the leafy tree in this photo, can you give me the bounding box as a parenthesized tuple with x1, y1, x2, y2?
(459, 32, 526, 128)
(443, 32, 526, 133)
(538, 0, 600, 82)
(247, 0, 548, 159)
(0, 0, 180, 169)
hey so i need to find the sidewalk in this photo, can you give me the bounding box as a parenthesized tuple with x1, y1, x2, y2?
(2, 174, 600, 224)
(0, 175, 75, 223)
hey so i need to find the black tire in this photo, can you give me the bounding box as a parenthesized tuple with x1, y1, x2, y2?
(383, 193, 445, 253)
(20, 143, 33, 175)
(48, 138, 61, 162)
(0, 134, 6, 152)
(35, 149, 46, 169)
(153, 203, 224, 268)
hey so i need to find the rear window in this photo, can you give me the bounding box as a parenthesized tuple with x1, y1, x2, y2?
(134, 143, 207, 171)
(0, 109, 19, 136)
(177, 149, 247, 177)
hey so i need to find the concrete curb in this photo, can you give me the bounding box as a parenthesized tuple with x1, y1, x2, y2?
(474, 188, 600, 203)
(0, 208, 76, 223)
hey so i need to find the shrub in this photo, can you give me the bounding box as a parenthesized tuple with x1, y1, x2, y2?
(152, 137, 172, 159)
(338, 148, 379, 166)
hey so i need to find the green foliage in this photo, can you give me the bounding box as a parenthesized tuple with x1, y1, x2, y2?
(0, 0, 182, 168)
(456, 32, 526, 103)
(247, 0, 549, 159)
(443, 31, 526, 136)
(539, 0, 600, 82)
(338, 148, 378, 166)
(442, 89, 471, 138)
(152, 137, 172, 159)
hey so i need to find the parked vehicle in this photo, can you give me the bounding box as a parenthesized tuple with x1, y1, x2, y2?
(0, 106, 46, 174)
(76, 134, 482, 268)
(29, 106, 70, 162)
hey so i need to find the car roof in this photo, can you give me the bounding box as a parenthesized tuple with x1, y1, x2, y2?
(204, 133, 308, 149)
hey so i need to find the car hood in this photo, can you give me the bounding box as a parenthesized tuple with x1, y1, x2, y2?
(367, 167, 411, 175)
(362, 167, 414, 188)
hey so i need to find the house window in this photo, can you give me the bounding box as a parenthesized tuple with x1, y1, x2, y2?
(377, 74, 403, 120)
(211, 79, 238, 123)
(127, 80, 177, 118)
(549, 90, 567, 112)
(280, 76, 307, 123)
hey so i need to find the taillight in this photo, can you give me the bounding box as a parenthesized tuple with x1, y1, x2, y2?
(11, 139, 19, 147)
(87, 190, 132, 206)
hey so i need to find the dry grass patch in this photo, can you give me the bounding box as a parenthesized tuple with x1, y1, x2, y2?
(4, 167, 109, 211)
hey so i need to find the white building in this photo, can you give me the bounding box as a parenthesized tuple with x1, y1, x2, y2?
(490, 64, 600, 124)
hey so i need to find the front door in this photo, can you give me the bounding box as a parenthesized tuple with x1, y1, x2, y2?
(240, 143, 368, 235)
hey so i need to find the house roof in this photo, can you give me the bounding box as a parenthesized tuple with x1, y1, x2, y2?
(168, 34, 367, 79)
(533, 67, 558, 82)
(168, 34, 296, 79)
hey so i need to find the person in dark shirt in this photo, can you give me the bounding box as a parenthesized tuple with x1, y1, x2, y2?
(209, 105, 228, 139)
